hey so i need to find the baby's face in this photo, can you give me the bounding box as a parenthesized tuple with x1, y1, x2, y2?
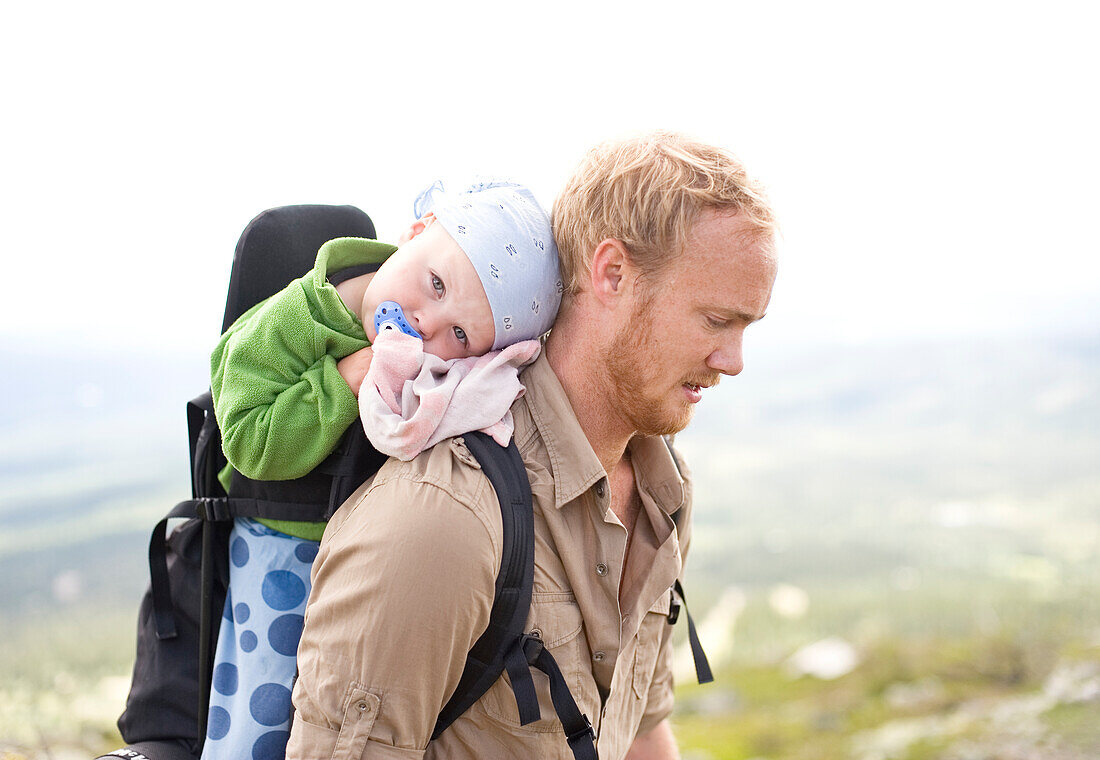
(363, 221, 495, 360)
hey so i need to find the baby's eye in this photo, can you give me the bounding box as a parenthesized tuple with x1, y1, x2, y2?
(431, 274, 445, 296)
(453, 326, 468, 346)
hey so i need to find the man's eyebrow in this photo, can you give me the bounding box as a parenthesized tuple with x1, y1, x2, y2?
(712, 307, 767, 323)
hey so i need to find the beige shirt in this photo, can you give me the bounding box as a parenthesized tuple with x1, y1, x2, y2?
(287, 351, 692, 760)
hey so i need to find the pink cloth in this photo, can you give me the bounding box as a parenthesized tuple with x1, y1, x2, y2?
(359, 330, 541, 461)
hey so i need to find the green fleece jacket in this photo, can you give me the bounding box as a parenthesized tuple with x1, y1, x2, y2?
(210, 237, 396, 539)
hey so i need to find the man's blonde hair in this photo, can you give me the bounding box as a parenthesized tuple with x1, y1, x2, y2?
(552, 131, 777, 294)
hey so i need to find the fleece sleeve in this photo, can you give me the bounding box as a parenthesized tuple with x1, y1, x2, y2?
(210, 275, 369, 481)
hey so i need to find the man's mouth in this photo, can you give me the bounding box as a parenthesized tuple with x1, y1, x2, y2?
(682, 378, 719, 403)
(684, 378, 718, 392)
(682, 381, 712, 403)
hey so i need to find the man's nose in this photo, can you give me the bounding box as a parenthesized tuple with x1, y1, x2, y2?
(706, 332, 745, 376)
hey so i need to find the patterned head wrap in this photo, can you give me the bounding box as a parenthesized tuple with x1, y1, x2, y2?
(414, 180, 563, 350)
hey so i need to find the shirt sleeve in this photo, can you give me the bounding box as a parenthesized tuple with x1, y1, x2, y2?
(638, 446, 694, 735)
(210, 277, 363, 481)
(636, 622, 676, 735)
(286, 462, 501, 757)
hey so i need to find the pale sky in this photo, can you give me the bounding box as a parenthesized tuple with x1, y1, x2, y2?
(4, 0, 1097, 355)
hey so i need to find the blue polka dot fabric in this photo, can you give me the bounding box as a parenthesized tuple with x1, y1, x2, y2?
(201, 518, 317, 760)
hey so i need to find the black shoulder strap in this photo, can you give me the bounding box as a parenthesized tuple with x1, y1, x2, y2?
(432, 432, 534, 733)
(432, 433, 596, 760)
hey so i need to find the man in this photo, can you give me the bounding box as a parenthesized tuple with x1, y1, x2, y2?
(286, 132, 778, 760)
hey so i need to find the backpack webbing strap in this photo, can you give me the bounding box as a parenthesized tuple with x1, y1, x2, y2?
(672, 580, 714, 684)
(523, 635, 598, 760)
(148, 500, 201, 641)
(197, 520, 215, 747)
(501, 636, 540, 724)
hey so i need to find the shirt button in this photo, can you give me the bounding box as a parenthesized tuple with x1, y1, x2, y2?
(357, 700, 370, 713)
(595, 562, 608, 577)
(595, 481, 606, 498)
(593, 651, 606, 662)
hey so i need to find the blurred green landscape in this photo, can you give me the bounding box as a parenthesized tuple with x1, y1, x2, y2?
(1, 330, 1097, 759)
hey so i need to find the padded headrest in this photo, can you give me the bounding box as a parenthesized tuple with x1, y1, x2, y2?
(221, 204, 376, 333)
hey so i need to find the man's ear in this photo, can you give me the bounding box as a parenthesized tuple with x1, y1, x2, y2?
(397, 212, 436, 245)
(588, 238, 633, 307)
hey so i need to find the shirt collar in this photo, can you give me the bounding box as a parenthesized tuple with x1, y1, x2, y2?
(629, 435, 687, 517)
(520, 352, 686, 515)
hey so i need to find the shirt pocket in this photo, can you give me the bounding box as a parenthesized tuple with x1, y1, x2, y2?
(632, 592, 671, 699)
(479, 594, 588, 730)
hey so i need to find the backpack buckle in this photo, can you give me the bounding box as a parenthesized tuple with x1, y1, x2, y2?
(566, 714, 595, 748)
(667, 587, 682, 625)
(520, 632, 545, 664)
(196, 497, 232, 522)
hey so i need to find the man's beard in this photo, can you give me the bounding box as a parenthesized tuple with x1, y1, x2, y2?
(604, 296, 700, 438)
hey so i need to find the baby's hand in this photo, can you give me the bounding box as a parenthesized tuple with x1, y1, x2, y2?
(337, 346, 375, 398)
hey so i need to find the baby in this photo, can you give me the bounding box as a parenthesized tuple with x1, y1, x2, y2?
(203, 181, 561, 760)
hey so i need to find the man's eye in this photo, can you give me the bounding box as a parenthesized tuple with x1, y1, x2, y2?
(431, 274, 445, 296)
(453, 326, 468, 346)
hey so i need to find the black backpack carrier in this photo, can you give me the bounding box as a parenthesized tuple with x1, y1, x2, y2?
(100, 205, 710, 760)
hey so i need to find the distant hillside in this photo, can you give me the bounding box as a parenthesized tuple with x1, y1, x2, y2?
(1, 331, 1097, 621)
(675, 331, 1100, 597)
(0, 338, 206, 615)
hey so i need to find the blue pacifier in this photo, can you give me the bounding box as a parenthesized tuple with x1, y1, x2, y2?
(373, 301, 422, 340)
